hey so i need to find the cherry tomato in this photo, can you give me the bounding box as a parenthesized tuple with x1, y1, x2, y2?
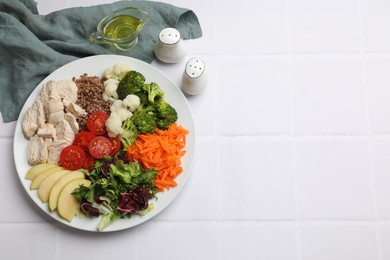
(107, 136, 122, 156)
(88, 136, 112, 159)
(59, 145, 86, 171)
(83, 152, 97, 172)
(73, 131, 96, 151)
(86, 111, 109, 135)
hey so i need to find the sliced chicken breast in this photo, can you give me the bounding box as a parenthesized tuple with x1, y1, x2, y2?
(64, 113, 79, 134)
(55, 120, 75, 144)
(22, 101, 39, 138)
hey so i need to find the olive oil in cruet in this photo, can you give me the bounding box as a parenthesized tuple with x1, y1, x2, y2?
(103, 15, 144, 39)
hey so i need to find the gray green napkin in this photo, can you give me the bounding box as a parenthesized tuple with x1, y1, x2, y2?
(0, 0, 202, 122)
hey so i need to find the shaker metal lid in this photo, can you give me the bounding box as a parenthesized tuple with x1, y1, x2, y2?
(185, 57, 205, 79)
(159, 28, 181, 45)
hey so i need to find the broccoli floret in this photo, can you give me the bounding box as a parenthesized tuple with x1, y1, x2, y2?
(135, 91, 149, 109)
(120, 118, 138, 147)
(155, 118, 175, 130)
(154, 99, 178, 129)
(131, 110, 157, 133)
(116, 71, 146, 100)
(143, 82, 164, 104)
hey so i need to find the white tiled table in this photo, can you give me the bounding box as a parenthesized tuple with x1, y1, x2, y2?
(2, 0, 390, 259)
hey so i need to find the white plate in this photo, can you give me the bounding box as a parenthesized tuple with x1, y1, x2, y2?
(13, 55, 196, 232)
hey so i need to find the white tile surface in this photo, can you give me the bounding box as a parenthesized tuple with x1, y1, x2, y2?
(371, 136, 390, 219)
(0, 120, 16, 138)
(219, 222, 299, 260)
(0, 224, 57, 260)
(361, 0, 390, 52)
(215, 0, 287, 54)
(219, 136, 296, 220)
(3, 0, 390, 259)
(291, 56, 368, 134)
(134, 222, 219, 260)
(0, 139, 46, 222)
(365, 56, 390, 133)
(289, 0, 360, 53)
(156, 136, 219, 220)
(295, 137, 374, 219)
(57, 227, 137, 259)
(300, 223, 379, 260)
(379, 223, 390, 260)
(217, 56, 291, 135)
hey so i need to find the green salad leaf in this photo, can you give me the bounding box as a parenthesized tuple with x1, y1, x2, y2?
(72, 153, 158, 231)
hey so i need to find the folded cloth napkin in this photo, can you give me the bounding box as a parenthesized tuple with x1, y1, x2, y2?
(0, 0, 202, 122)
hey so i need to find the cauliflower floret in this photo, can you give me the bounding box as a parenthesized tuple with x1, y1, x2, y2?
(104, 63, 131, 80)
(105, 113, 124, 137)
(116, 108, 132, 122)
(122, 94, 141, 112)
(106, 98, 136, 137)
(102, 79, 119, 102)
(110, 100, 124, 113)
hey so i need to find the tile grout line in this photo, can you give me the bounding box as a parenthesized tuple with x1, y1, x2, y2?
(213, 62, 222, 260)
(212, 52, 390, 60)
(212, 1, 223, 253)
(285, 0, 303, 259)
(357, 0, 383, 259)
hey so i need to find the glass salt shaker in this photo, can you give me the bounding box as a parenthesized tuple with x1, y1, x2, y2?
(181, 57, 208, 95)
(154, 28, 187, 63)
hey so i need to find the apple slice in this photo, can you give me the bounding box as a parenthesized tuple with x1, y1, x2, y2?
(57, 178, 91, 222)
(25, 163, 58, 180)
(38, 170, 70, 203)
(30, 166, 64, 190)
(49, 171, 85, 211)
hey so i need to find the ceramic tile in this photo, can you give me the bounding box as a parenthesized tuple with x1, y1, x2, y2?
(0, 224, 57, 260)
(155, 136, 219, 220)
(365, 56, 390, 133)
(0, 139, 45, 222)
(214, 0, 287, 54)
(36, 0, 70, 14)
(0, 119, 16, 138)
(361, 0, 390, 52)
(133, 221, 219, 260)
(172, 1, 216, 54)
(371, 136, 390, 219)
(219, 136, 295, 220)
(291, 56, 368, 134)
(289, 0, 360, 53)
(219, 222, 299, 260)
(217, 56, 290, 135)
(379, 223, 390, 260)
(58, 226, 136, 259)
(300, 223, 379, 260)
(295, 137, 374, 219)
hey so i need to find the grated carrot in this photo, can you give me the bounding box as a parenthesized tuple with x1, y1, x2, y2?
(127, 123, 189, 191)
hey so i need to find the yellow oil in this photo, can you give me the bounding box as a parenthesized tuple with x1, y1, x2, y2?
(103, 15, 143, 39)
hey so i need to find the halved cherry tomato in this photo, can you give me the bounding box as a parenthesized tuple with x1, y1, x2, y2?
(73, 131, 96, 151)
(88, 136, 112, 159)
(86, 111, 109, 135)
(59, 145, 86, 170)
(107, 136, 122, 156)
(83, 152, 97, 172)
